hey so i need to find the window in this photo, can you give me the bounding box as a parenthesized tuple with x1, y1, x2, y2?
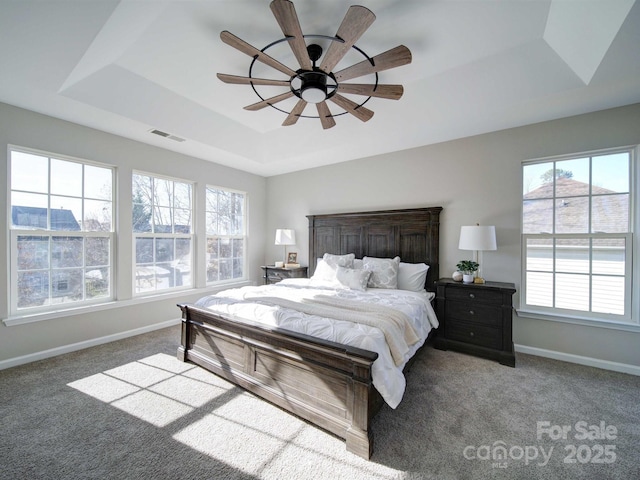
(522, 147, 634, 323)
(205, 187, 246, 284)
(9, 148, 114, 313)
(133, 173, 193, 294)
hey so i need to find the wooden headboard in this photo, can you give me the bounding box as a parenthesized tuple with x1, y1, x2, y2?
(307, 207, 443, 292)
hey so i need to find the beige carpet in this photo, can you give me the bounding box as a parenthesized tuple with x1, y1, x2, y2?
(1, 325, 639, 479)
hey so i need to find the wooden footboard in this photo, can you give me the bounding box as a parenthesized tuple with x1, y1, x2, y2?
(177, 303, 382, 459)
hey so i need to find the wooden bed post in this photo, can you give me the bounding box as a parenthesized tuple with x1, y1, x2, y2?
(346, 359, 376, 458)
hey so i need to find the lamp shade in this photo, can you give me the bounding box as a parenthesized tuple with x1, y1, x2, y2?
(275, 229, 296, 246)
(458, 225, 497, 251)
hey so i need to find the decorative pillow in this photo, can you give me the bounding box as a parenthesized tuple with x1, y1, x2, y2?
(335, 266, 371, 291)
(363, 256, 401, 289)
(322, 253, 355, 268)
(398, 262, 429, 292)
(311, 254, 356, 284)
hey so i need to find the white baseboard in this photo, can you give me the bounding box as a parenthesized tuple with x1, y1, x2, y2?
(515, 344, 640, 376)
(6, 325, 638, 376)
(0, 318, 181, 371)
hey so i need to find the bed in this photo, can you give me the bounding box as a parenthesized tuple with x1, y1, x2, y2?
(177, 207, 442, 458)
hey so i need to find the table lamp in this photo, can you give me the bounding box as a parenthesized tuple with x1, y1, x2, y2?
(274, 228, 295, 267)
(458, 224, 497, 283)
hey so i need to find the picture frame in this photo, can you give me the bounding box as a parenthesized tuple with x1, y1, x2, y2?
(287, 252, 298, 264)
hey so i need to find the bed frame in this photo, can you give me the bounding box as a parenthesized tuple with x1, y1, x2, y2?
(177, 207, 442, 458)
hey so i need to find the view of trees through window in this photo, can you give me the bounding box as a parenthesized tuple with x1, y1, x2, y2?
(132, 173, 193, 293)
(206, 187, 246, 283)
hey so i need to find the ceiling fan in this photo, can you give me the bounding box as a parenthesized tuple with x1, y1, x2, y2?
(216, 0, 412, 129)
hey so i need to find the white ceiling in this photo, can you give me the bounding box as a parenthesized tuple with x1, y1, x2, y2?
(1, 0, 639, 177)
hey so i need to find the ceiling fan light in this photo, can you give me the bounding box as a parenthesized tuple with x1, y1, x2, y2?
(299, 71, 327, 103)
(301, 85, 327, 103)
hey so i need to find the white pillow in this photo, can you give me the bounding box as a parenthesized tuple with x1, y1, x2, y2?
(398, 262, 429, 292)
(353, 258, 364, 269)
(335, 266, 371, 291)
(323, 253, 355, 268)
(310, 259, 337, 283)
(363, 256, 401, 289)
(310, 253, 356, 283)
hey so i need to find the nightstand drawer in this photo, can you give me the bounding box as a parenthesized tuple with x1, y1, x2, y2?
(446, 302, 502, 327)
(261, 266, 308, 284)
(446, 287, 504, 305)
(267, 272, 287, 283)
(268, 270, 299, 283)
(446, 322, 502, 350)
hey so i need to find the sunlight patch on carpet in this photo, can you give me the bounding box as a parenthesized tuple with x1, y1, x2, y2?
(172, 392, 399, 478)
(66, 352, 404, 476)
(104, 360, 177, 388)
(67, 353, 229, 427)
(67, 372, 140, 403)
(111, 389, 193, 427)
(173, 412, 295, 473)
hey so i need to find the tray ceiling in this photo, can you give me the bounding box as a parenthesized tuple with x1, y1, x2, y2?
(1, 0, 638, 176)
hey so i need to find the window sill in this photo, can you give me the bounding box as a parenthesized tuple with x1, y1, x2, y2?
(3, 280, 252, 327)
(516, 309, 640, 333)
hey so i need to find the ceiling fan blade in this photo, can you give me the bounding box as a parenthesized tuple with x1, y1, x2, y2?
(328, 94, 374, 122)
(337, 83, 404, 100)
(319, 6, 376, 73)
(217, 73, 290, 87)
(220, 31, 297, 77)
(270, 0, 313, 70)
(334, 45, 412, 82)
(282, 99, 307, 126)
(316, 101, 336, 129)
(244, 91, 295, 111)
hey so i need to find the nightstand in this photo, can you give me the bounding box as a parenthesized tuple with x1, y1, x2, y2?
(434, 278, 516, 367)
(261, 265, 308, 284)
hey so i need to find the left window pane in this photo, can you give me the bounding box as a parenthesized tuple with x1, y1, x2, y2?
(11, 151, 48, 193)
(10, 148, 114, 313)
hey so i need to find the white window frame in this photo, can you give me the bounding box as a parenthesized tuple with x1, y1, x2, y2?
(8, 146, 115, 316)
(205, 185, 247, 285)
(132, 171, 194, 296)
(520, 146, 637, 327)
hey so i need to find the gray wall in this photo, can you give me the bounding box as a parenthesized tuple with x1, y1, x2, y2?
(0, 102, 267, 364)
(2, 100, 639, 371)
(266, 103, 640, 369)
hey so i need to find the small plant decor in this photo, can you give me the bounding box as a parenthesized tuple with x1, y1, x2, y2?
(456, 260, 479, 275)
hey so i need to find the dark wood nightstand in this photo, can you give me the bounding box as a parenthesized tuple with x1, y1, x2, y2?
(261, 265, 308, 284)
(434, 278, 516, 367)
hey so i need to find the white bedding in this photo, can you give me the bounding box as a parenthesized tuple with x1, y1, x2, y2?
(194, 278, 439, 408)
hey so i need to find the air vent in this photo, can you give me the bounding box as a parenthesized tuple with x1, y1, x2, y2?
(149, 129, 186, 142)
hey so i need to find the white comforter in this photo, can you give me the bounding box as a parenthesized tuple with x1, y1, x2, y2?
(194, 278, 439, 408)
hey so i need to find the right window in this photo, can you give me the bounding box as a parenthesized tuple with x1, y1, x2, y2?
(522, 148, 634, 323)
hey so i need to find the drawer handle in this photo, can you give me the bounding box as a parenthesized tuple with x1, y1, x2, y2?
(469, 293, 475, 299)
(469, 310, 475, 315)
(469, 332, 475, 337)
